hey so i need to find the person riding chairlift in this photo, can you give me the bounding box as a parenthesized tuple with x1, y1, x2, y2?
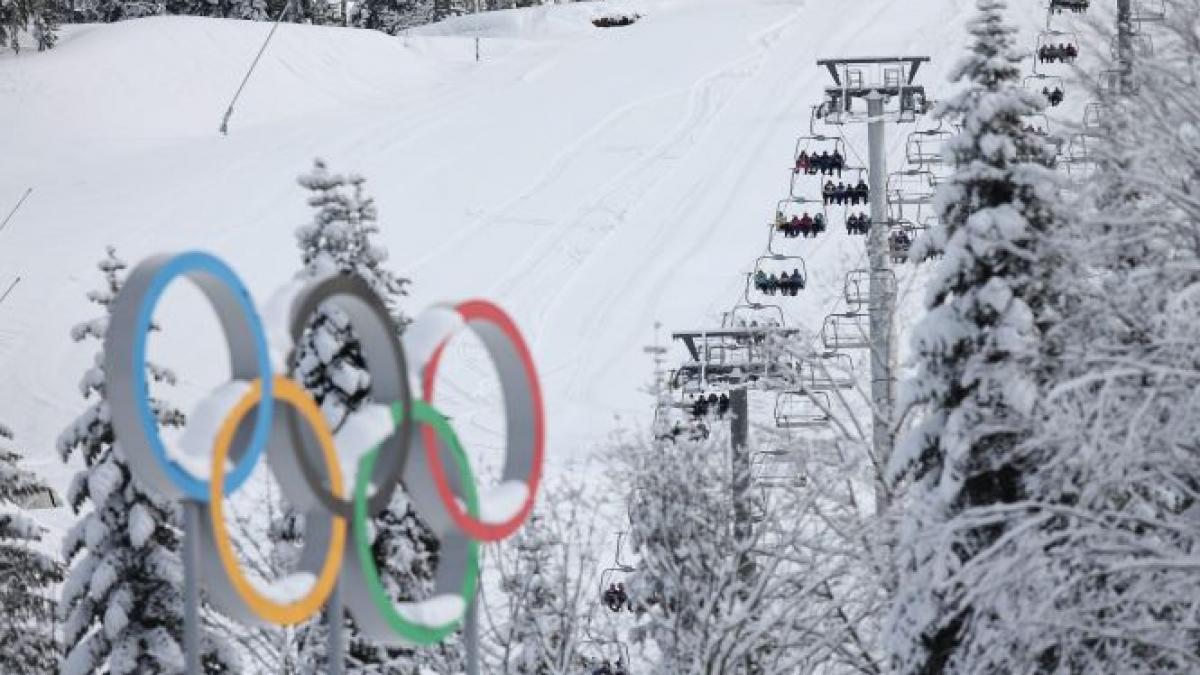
(794, 151, 810, 174)
(823, 180, 837, 205)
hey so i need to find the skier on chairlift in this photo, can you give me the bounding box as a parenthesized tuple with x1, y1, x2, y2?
(853, 179, 869, 205)
(813, 211, 826, 234)
(823, 180, 836, 205)
(799, 212, 814, 237)
(834, 181, 848, 205)
(830, 148, 844, 177)
(794, 151, 811, 174)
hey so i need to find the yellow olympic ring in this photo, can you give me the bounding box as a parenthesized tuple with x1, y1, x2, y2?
(208, 376, 347, 625)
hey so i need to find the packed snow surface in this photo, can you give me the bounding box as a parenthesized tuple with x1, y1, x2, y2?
(396, 594, 467, 627)
(0, 0, 1059, 535)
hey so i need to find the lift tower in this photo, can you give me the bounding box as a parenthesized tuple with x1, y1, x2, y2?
(816, 57, 930, 514)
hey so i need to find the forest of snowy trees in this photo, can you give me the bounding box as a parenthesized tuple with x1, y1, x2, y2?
(0, 0, 590, 55)
(9, 0, 1200, 672)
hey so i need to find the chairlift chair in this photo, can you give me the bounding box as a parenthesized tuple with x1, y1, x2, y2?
(1023, 73, 1066, 107)
(579, 639, 632, 673)
(773, 391, 832, 429)
(1132, 0, 1167, 23)
(773, 197, 829, 241)
(821, 312, 870, 350)
(1111, 33, 1153, 60)
(802, 351, 856, 391)
(1097, 69, 1137, 97)
(889, 224, 915, 263)
(723, 303, 787, 332)
(887, 169, 937, 207)
(844, 268, 898, 309)
(905, 128, 953, 167)
(1034, 29, 1080, 74)
(747, 254, 809, 300)
(1048, 0, 1089, 14)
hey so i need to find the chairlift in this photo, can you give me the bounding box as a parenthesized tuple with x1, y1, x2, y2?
(1063, 133, 1096, 175)
(772, 197, 828, 243)
(905, 127, 953, 167)
(1023, 73, 1066, 107)
(1048, 0, 1089, 15)
(723, 303, 786, 332)
(579, 639, 632, 674)
(753, 449, 809, 489)
(844, 268, 898, 308)
(747, 254, 808, 300)
(791, 136, 848, 176)
(1132, 0, 1166, 23)
(889, 225, 915, 263)
(774, 391, 831, 429)
(597, 532, 636, 612)
(821, 312, 870, 351)
(1082, 101, 1105, 135)
(802, 351, 856, 391)
(1034, 30, 1080, 74)
(887, 169, 937, 207)
(1111, 33, 1153, 60)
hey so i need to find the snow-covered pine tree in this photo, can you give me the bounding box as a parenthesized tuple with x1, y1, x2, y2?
(287, 159, 463, 674)
(0, 423, 64, 673)
(0, 0, 57, 53)
(57, 247, 238, 675)
(960, 6, 1200, 670)
(884, 0, 1068, 671)
(350, 0, 430, 36)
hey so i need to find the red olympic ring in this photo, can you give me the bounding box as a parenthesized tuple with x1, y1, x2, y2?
(420, 300, 545, 542)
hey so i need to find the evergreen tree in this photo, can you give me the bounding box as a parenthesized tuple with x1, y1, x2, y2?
(350, 0, 429, 35)
(57, 247, 238, 675)
(288, 159, 462, 674)
(0, 0, 57, 53)
(0, 423, 64, 673)
(884, 1, 1068, 672)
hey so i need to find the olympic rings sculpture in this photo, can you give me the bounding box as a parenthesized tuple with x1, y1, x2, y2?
(103, 251, 545, 645)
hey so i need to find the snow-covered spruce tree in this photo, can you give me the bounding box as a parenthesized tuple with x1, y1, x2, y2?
(884, 1, 1069, 672)
(0, 0, 57, 53)
(0, 423, 64, 673)
(481, 472, 607, 675)
(57, 247, 238, 675)
(285, 159, 463, 674)
(952, 5, 1200, 670)
(350, 0, 430, 35)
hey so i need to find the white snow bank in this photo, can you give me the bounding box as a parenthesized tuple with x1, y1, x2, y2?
(411, 3, 624, 39)
(481, 480, 529, 525)
(252, 572, 317, 604)
(170, 381, 252, 479)
(396, 594, 466, 626)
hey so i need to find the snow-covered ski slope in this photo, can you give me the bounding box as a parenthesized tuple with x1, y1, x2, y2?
(0, 0, 1062, 512)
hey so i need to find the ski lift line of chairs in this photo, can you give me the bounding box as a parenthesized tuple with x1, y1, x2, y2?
(749, 254, 808, 298)
(774, 391, 832, 429)
(1024, 73, 1066, 107)
(905, 127, 953, 167)
(822, 312, 870, 351)
(844, 268, 898, 309)
(1048, 0, 1088, 14)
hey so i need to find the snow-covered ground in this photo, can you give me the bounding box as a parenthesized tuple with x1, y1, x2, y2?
(0, 0, 1077, 534)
